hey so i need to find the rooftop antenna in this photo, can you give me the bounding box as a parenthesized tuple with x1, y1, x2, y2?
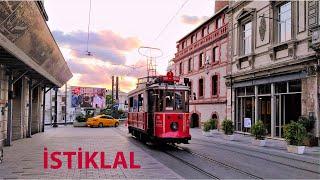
(138, 46, 163, 79)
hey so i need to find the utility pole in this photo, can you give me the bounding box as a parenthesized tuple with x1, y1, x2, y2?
(116, 76, 119, 101)
(111, 76, 114, 106)
(65, 83, 67, 125)
(53, 87, 58, 127)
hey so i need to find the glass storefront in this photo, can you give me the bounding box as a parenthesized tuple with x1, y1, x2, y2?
(235, 80, 302, 138)
(235, 86, 255, 132)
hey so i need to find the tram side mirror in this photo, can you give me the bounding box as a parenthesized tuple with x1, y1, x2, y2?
(184, 78, 189, 86)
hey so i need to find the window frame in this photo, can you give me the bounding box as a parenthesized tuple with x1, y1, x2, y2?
(199, 53, 204, 69)
(277, 1, 292, 43)
(179, 62, 183, 75)
(216, 16, 223, 29)
(241, 20, 252, 55)
(188, 58, 192, 72)
(198, 78, 204, 98)
(212, 46, 220, 63)
(211, 75, 219, 97)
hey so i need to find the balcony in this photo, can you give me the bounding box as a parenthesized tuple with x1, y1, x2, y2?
(174, 23, 228, 61)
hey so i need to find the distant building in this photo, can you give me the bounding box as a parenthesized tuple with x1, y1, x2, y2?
(44, 87, 75, 125)
(106, 90, 128, 112)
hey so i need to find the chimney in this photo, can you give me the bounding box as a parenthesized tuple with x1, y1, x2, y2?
(215, 0, 228, 13)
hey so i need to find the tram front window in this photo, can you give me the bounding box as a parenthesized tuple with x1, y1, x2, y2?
(165, 91, 174, 111)
(153, 89, 188, 112)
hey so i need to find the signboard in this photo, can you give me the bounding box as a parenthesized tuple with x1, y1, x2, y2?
(244, 118, 252, 128)
(71, 87, 106, 109)
(0, 1, 72, 86)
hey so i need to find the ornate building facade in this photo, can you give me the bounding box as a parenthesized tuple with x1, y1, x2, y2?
(171, 3, 229, 127)
(225, 1, 320, 139)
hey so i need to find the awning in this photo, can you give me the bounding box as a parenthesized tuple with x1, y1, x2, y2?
(0, 1, 72, 87)
(233, 71, 307, 88)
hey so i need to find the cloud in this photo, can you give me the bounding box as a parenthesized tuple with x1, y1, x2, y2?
(180, 15, 209, 25)
(66, 58, 147, 92)
(53, 30, 141, 64)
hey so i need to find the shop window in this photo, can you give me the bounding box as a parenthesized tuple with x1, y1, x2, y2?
(275, 81, 287, 93)
(212, 75, 218, 96)
(236, 87, 245, 96)
(212, 47, 219, 63)
(289, 80, 301, 92)
(199, 78, 204, 98)
(258, 84, 271, 94)
(277, 2, 292, 43)
(246, 86, 255, 95)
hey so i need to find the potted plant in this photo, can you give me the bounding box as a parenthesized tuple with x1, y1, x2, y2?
(283, 121, 307, 154)
(222, 119, 235, 140)
(202, 121, 211, 137)
(298, 116, 318, 147)
(209, 119, 218, 135)
(251, 120, 267, 146)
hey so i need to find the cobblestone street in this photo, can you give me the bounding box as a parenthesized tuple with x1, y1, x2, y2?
(0, 126, 181, 179)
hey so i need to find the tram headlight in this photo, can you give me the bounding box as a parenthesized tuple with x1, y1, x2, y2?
(170, 122, 178, 131)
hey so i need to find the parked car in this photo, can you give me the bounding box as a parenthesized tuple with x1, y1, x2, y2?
(87, 115, 119, 128)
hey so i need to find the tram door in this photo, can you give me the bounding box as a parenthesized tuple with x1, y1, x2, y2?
(147, 90, 155, 135)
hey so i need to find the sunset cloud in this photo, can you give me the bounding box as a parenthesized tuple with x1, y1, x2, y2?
(66, 58, 146, 92)
(53, 30, 141, 64)
(180, 15, 209, 25)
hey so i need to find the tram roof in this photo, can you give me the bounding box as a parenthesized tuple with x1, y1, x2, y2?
(128, 82, 189, 97)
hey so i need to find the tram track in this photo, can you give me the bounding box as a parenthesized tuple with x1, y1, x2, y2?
(115, 127, 263, 179)
(114, 128, 217, 179)
(190, 137, 320, 175)
(162, 149, 220, 179)
(168, 144, 263, 179)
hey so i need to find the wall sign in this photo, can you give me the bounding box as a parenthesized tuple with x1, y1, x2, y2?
(244, 118, 252, 128)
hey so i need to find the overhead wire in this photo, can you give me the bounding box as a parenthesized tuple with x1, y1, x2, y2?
(86, 0, 92, 54)
(153, 0, 190, 43)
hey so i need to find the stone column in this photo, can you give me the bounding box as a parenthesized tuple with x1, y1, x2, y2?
(271, 83, 275, 137)
(254, 86, 258, 123)
(5, 73, 13, 146)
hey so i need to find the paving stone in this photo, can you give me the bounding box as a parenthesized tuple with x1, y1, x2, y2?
(0, 125, 181, 179)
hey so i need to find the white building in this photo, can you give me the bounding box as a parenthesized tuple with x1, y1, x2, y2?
(106, 90, 128, 112)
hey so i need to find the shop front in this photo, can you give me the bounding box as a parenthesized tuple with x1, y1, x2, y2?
(233, 73, 304, 138)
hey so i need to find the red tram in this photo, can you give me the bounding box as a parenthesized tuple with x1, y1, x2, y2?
(127, 72, 191, 144)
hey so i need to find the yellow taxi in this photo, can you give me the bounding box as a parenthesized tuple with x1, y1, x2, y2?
(87, 115, 119, 128)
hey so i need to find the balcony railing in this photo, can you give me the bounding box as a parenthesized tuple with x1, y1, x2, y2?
(174, 23, 228, 61)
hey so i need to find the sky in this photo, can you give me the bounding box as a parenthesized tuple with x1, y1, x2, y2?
(45, 0, 215, 92)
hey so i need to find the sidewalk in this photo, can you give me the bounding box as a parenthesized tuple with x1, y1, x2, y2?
(190, 128, 320, 163)
(0, 126, 182, 179)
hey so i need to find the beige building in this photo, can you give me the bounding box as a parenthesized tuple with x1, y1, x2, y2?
(171, 2, 229, 128)
(225, 1, 320, 139)
(0, 1, 72, 148)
